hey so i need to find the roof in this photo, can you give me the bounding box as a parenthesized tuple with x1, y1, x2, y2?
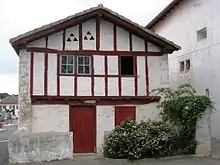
(146, 0, 184, 29)
(0, 95, 18, 105)
(10, 4, 180, 54)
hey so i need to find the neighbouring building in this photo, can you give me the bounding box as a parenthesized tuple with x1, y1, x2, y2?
(8, 4, 180, 164)
(146, 0, 220, 157)
(0, 95, 19, 118)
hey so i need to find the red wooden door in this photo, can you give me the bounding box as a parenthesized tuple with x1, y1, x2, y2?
(70, 106, 96, 153)
(115, 106, 136, 126)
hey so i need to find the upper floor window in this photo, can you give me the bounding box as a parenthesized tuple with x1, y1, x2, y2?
(197, 27, 207, 41)
(60, 55, 74, 74)
(179, 59, 191, 72)
(77, 56, 91, 75)
(120, 56, 134, 76)
(60, 55, 91, 75)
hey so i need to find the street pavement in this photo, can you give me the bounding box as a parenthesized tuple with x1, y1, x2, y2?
(14, 156, 220, 165)
(0, 124, 17, 165)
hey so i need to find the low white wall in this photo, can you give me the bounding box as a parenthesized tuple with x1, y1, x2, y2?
(31, 105, 69, 133)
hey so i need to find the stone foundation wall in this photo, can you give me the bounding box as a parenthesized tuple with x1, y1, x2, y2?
(8, 131, 73, 164)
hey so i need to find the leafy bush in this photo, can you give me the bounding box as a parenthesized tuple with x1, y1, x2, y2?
(103, 119, 177, 160)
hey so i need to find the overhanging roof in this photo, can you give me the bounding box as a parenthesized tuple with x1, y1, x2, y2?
(10, 4, 181, 54)
(146, 0, 184, 29)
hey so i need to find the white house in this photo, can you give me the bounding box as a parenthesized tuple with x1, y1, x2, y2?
(0, 95, 19, 118)
(146, 0, 220, 156)
(8, 4, 180, 163)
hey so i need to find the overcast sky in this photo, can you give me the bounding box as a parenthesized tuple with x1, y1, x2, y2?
(0, 0, 172, 94)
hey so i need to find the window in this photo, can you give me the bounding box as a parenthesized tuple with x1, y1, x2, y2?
(205, 88, 210, 97)
(197, 27, 207, 41)
(77, 56, 91, 75)
(185, 59, 190, 71)
(120, 56, 134, 76)
(60, 55, 74, 74)
(180, 61, 184, 72)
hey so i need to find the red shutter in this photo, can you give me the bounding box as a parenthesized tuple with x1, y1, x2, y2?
(115, 106, 136, 126)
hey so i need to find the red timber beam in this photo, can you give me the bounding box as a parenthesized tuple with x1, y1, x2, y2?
(26, 47, 163, 56)
(31, 96, 161, 105)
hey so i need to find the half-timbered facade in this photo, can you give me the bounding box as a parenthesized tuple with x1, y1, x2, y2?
(9, 4, 180, 161)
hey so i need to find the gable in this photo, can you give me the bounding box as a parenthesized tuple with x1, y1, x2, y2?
(26, 18, 162, 52)
(10, 4, 180, 54)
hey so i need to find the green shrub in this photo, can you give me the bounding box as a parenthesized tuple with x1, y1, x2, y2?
(103, 119, 177, 160)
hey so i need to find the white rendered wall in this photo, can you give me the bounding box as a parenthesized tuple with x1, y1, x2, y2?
(108, 78, 118, 96)
(94, 78, 105, 96)
(48, 31, 63, 50)
(32, 105, 69, 132)
(65, 25, 79, 50)
(77, 77, 91, 96)
(148, 55, 169, 94)
(132, 35, 145, 51)
(107, 56, 118, 75)
(148, 42, 161, 52)
(27, 38, 46, 48)
(82, 19, 96, 50)
(60, 76, 74, 96)
(121, 78, 135, 96)
(137, 56, 147, 96)
(153, 0, 220, 139)
(96, 106, 115, 154)
(116, 26, 129, 51)
(94, 55, 105, 75)
(33, 53, 44, 95)
(47, 54, 57, 95)
(100, 20, 114, 51)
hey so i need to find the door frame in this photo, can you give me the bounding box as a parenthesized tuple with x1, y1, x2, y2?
(69, 105, 97, 153)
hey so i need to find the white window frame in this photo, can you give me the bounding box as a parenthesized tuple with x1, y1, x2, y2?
(77, 56, 92, 75)
(60, 55, 74, 74)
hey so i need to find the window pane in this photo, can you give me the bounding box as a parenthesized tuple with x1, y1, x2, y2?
(78, 66, 84, 74)
(61, 56, 67, 64)
(68, 56, 73, 64)
(84, 57, 90, 65)
(78, 57, 84, 65)
(85, 66, 90, 74)
(67, 65, 73, 74)
(61, 65, 67, 73)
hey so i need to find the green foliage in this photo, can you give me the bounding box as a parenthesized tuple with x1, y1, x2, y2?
(0, 93, 9, 100)
(152, 84, 213, 154)
(103, 119, 177, 160)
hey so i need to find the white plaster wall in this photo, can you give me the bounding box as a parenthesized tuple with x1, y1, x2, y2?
(32, 105, 69, 132)
(148, 42, 161, 52)
(48, 31, 63, 50)
(60, 76, 74, 96)
(65, 25, 79, 50)
(77, 77, 91, 96)
(148, 55, 169, 94)
(47, 54, 57, 96)
(94, 55, 105, 75)
(136, 103, 160, 122)
(153, 0, 220, 139)
(82, 19, 96, 50)
(33, 53, 44, 95)
(137, 56, 147, 96)
(100, 20, 114, 51)
(107, 56, 118, 75)
(121, 78, 135, 96)
(116, 26, 129, 51)
(27, 38, 46, 48)
(96, 106, 115, 154)
(108, 78, 118, 96)
(132, 35, 145, 51)
(94, 78, 105, 96)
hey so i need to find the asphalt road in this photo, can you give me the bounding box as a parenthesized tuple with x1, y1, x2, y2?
(0, 124, 18, 165)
